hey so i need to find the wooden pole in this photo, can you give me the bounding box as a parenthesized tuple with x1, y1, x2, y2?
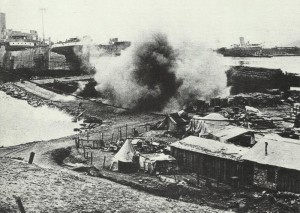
(90, 152, 93, 165)
(103, 156, 106, 168)
(173, 167, 177, 182)
(125, 124, 128, 139)
(14, 196, 26, 213)
(86, 131, 89, 144)
(28, 152, 35, 164)
(111, 133, 114, 143)
(217, 159, 220, 188)
(119, 127, 122, 140)
(83, 146, 86, 158)
(75, 138, 79, 150)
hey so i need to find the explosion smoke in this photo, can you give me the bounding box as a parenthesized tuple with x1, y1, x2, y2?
(88, 33, 228, 112)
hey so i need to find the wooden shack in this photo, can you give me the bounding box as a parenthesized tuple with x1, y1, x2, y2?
(170, 136, 250, 185)
(210, 125, 255, 147)
(242, 134, 300, 193)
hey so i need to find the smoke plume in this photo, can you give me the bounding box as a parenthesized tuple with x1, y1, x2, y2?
(89, 33, 228, 112)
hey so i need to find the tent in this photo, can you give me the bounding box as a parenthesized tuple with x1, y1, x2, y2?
(157, 112, 189, 132)
(110, 139, 136, 172)
(186, 113, 230, 136)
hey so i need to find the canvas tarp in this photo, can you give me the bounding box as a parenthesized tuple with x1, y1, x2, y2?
(186, 113, 229, 136)
(139, 153, 176, 174)
(110, 139, 136, 171)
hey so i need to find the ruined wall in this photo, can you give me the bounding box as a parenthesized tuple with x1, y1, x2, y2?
(253, 164, 278, 190)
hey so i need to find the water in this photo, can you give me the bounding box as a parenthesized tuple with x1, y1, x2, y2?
(220, 56, 300, 74)
(0, 91, 80, 147)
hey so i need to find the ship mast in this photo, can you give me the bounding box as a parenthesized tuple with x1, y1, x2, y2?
(40, 8, 46, 44)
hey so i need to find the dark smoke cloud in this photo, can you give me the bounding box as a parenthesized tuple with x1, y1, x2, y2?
(90, 33, 228, 112)
(130, 33, 182, 110)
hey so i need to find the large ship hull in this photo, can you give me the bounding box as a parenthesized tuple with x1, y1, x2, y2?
(50, 40, 131, 71)
(217, 46, 300, 57)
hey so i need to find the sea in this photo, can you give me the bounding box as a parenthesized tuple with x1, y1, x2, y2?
(0, 91, 80, 147)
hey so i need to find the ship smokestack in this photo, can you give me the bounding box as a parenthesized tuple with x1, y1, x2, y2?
(265, 142, 268, 156)
(240, 37, 245, 47)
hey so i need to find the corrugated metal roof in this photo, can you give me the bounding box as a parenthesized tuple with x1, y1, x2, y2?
(242, 134, 300, 171)
(170, 136, 249, 161)
(212, 126, 252, 141)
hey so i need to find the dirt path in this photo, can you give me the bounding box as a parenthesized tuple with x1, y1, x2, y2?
(15, 81, 76, 101)
(31, 75, 93, 84)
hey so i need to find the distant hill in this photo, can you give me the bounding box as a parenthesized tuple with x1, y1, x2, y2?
(286, 40, 300, 47)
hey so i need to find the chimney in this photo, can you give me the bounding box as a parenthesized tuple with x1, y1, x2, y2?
(265, 142, 268, 156)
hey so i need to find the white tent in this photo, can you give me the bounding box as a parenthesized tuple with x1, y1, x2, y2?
(186, 113, 230, 136)
(110, 139, 136, 171)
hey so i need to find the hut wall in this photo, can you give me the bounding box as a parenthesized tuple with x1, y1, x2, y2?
(171, 147, 246, 184)
(276, 168, 300, 193)
(253, 164, 278, 190)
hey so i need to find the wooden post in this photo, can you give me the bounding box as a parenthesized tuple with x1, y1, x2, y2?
(173, 167, 177, 182)
(75, 138, 79, 150)
(28, 152, 35, 164)
(86, 131, 90, 144)
(119, 127, 122, 140)
(217, 159, 220, 188)
(83, 146, 86, 158)
(125, 124, 128, 139)
(14, 196, 26, 213)
(103, 156, 106, 168)
(86, 152, 89, 160)
(144, 161, 146, 173)
(111, 133, 114, 143)
(90, 152, 93, 165)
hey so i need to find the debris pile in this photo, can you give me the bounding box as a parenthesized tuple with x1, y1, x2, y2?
(227, 93, 282, 107)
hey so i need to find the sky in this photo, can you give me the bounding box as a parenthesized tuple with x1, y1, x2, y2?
(1, 0, 300, 47)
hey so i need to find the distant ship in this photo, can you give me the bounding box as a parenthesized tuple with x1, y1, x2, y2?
(51, 37, 131, 70)
(217, 37, 300, 57)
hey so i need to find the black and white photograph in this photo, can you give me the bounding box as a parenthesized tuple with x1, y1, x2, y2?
(1, 0, 300, 212)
